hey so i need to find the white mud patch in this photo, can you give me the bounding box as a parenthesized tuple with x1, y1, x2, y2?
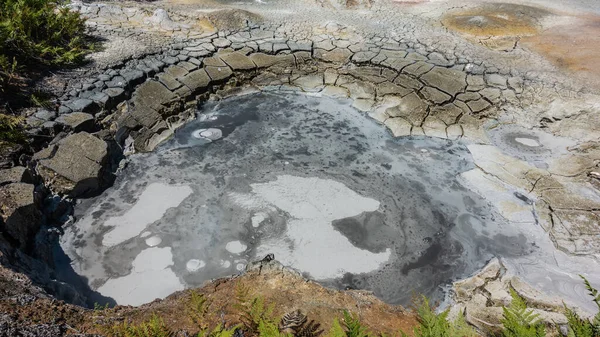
(236, 175, 390, 279)
(97, 247, 183, 306)
(102, 183, 193, 247)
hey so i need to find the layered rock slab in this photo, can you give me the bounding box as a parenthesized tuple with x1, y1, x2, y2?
(33, 132, 109, 197)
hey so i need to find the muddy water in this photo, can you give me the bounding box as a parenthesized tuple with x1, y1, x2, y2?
(60, 91, 532, 306)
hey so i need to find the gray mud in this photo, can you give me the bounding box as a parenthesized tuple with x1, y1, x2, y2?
(61, 92, 535, 306)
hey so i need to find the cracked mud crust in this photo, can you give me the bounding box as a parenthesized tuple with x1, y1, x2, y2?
(1, 0, 600, 334)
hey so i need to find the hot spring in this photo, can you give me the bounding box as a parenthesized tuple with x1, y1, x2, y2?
(59, 91, 548, 306)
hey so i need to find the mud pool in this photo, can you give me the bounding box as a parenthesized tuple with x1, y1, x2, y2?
(61, 91, 545, 306)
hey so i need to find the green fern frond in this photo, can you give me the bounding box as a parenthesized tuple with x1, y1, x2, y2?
(325, 318, 346, 337)
(237, 294, 276, 334)
(501, 288, 545, 337)
(343, 311, 370, 337)
(188, 290, 210, 328)
(198, 324, 241, 337)
(107, 314, 173, 337)
(449, 310, 477, 337)
(259, 319, 289, 337)
(580, 275, 600, 310)
(564, 305, 594, 337)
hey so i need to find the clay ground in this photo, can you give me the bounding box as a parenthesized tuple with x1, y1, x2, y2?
(1, 0, 600, 335)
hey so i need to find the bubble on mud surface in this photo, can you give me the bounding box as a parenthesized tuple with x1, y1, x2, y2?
(226, 241, 247, 254)
(145, 235, 162, 247)
(192, 128, 223, 141)
(186, 259, 206, 272)
(251, 212, 267, 228)
(514, 137, 541, 147)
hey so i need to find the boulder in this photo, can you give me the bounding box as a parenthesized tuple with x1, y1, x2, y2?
(0, 183, 43, 248)
(33, 132, 108, 197)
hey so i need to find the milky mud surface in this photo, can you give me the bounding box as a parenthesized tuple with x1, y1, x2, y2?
(61, 92, 542, 306)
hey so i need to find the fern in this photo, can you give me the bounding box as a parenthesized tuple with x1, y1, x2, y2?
(407, 295, 476, 337)
(234, 284, 276, 334)
(411, 295, 451, 337)
(188, 290, 210, 328)
(449, 310, 477, 337)
(563, 276, 600, 337)
(325, 319, 346, 337)
(581, 276, 600, 311)
(199, 324, 241, 337)
(0, 113, 25, 144)
(107, 314, 173, 337)
(234, 283, 252, 307)
(343, 311, 370, 337)
(239, 297, 276, 333)
(565, 306, 595, 337)
(501, 288, 545, 337)
(259, 319, 288, 337)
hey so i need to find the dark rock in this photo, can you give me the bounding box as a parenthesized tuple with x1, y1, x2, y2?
(89, 92, 110, 106)
(136, 64, 155, 77)
(0, 183, 43, 248)
(120, 69, 145, 87)
(106, 75, 127, 88)
(57, 105, 72, 115)
(55, 113, 96, 133)
(25, 117, 45, 128)
(63, 98, 97, 114)
(163, 55, 179, 64)
(78, 91, 94, 99)
(219, 52, 256, 70)
(34, 109, 57, 122)
(102, 87, 126, 110)
(205, 65, 233, 81)
(0, 143, 24, 169)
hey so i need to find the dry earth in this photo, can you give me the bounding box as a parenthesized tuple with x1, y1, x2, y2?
(1, 0, 600, 335)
